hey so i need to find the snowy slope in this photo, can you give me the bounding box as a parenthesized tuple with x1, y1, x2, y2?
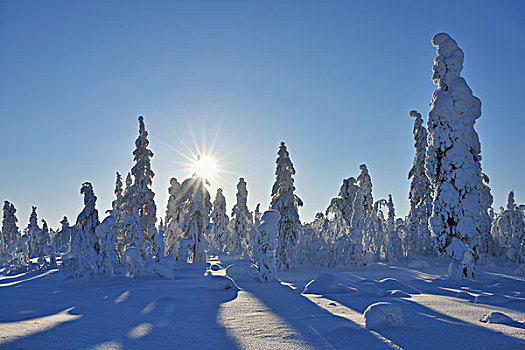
(1, 256, 524, 349)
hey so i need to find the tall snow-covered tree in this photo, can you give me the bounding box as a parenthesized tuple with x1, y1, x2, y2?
(210, 188, 230, 253)
(231, 178, 253, 256)
(121, 116, 160, 258)
(256, 210, 280, 282)
(425, 33, 485, 280)
(477, 173, 498, 262)
(1, 201, 21, 260)
(62, 182, 100, 278)
(111, 172, 124, 220)
(357, 164, 373, 215)
(406, 110, 435, 257)
(271, 142, 303, 270)
(1, 201, 20, 262)
(26, 206, 41, 258)
(164, 177, 183, 258)
(177, 175, 212, 263)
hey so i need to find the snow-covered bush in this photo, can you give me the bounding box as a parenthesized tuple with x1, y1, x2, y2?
(210, 188, 230, 253)
(230, 178, 253, 256)
(425, 33, 485, 280)
(271, 142, 303, 270)
(54, 217, 73, 254)
(255, 210, 280, 282)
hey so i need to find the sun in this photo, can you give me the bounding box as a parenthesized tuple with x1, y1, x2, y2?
(194, 155, 215, 179)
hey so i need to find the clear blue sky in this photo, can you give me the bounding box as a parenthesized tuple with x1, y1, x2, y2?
(1, 0, 524, 229)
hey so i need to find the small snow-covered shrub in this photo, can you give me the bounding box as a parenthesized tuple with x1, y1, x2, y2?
(364, 302, 404, 329)
(207, 275, 237, 290)
(302, 273, 347, 294)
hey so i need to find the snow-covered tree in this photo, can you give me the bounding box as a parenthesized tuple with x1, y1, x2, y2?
(492, 191, 525, 267)
(425, 33, 485, 280)
(406, 110, 435, 257)
(62, 182, 100, 278)
(95, 215, 118, 275)
(326, 177, 366, 266)
(177, 175, 212, 263)
(111, 172, 124, 220)
(231, 178, 253, 256)
(210, 188, 230, 253)
(357, 164, 373, 215)
(26, 206, 41, 258)
(254, 203, 262, 227)
(256, 210, 280, 282)
(54, 216, 72, 254)
(271, 142, 303, 270)
(164, 177, 183, 258)
(33, 218, 51, 258)
(121, 116, 160, 258)
(1, 201, 20, 262)
(477, 173, 499, 262)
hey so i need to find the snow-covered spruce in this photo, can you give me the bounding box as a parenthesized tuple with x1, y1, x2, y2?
(54, 216, 73, 254)
(62, 182, 100, 278)
(120, 116, 160, 259)
(271, 142, 303, 270)
(26, 206, 40, 258)
(210, 188, 230, 254)
(477, 173, 499, 263)
(357, 164, 373, 215)
(230, 178, 253, 257)
(256, 210, 280, 282)
(164, 177, 183, 258)
(406, 110, 435, 258)
(492, 191, 525, 268)
(177, 175, 212, 263)
(1, 201, 21, 263)
(425, 33, 485, 280)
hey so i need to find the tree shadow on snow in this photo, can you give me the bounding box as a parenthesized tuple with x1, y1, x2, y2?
(235, 278, 392, 349)
(0, 266, 241, 350)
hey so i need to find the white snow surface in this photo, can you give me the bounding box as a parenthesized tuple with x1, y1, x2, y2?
(1, 256, 524, 349)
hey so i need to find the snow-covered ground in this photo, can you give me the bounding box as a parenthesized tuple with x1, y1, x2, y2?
(1, 257, 524, 349)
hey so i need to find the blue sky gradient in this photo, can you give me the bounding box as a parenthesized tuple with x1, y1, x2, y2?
(1, 0, 524, 228)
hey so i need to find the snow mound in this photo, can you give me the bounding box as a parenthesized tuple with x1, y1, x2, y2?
(225, 264, 246, 280)
(302, 273, 347, 294)
(408, 259, 430, 268)
(364, 302, 404, 330)
(474, 294, 511, 305)
(207, 275, 238, 291)
(149, 256, 176, 279)
(480, 311, 516, 325)
(356, 283, 387, 297)
(389, 290, 411, 298)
